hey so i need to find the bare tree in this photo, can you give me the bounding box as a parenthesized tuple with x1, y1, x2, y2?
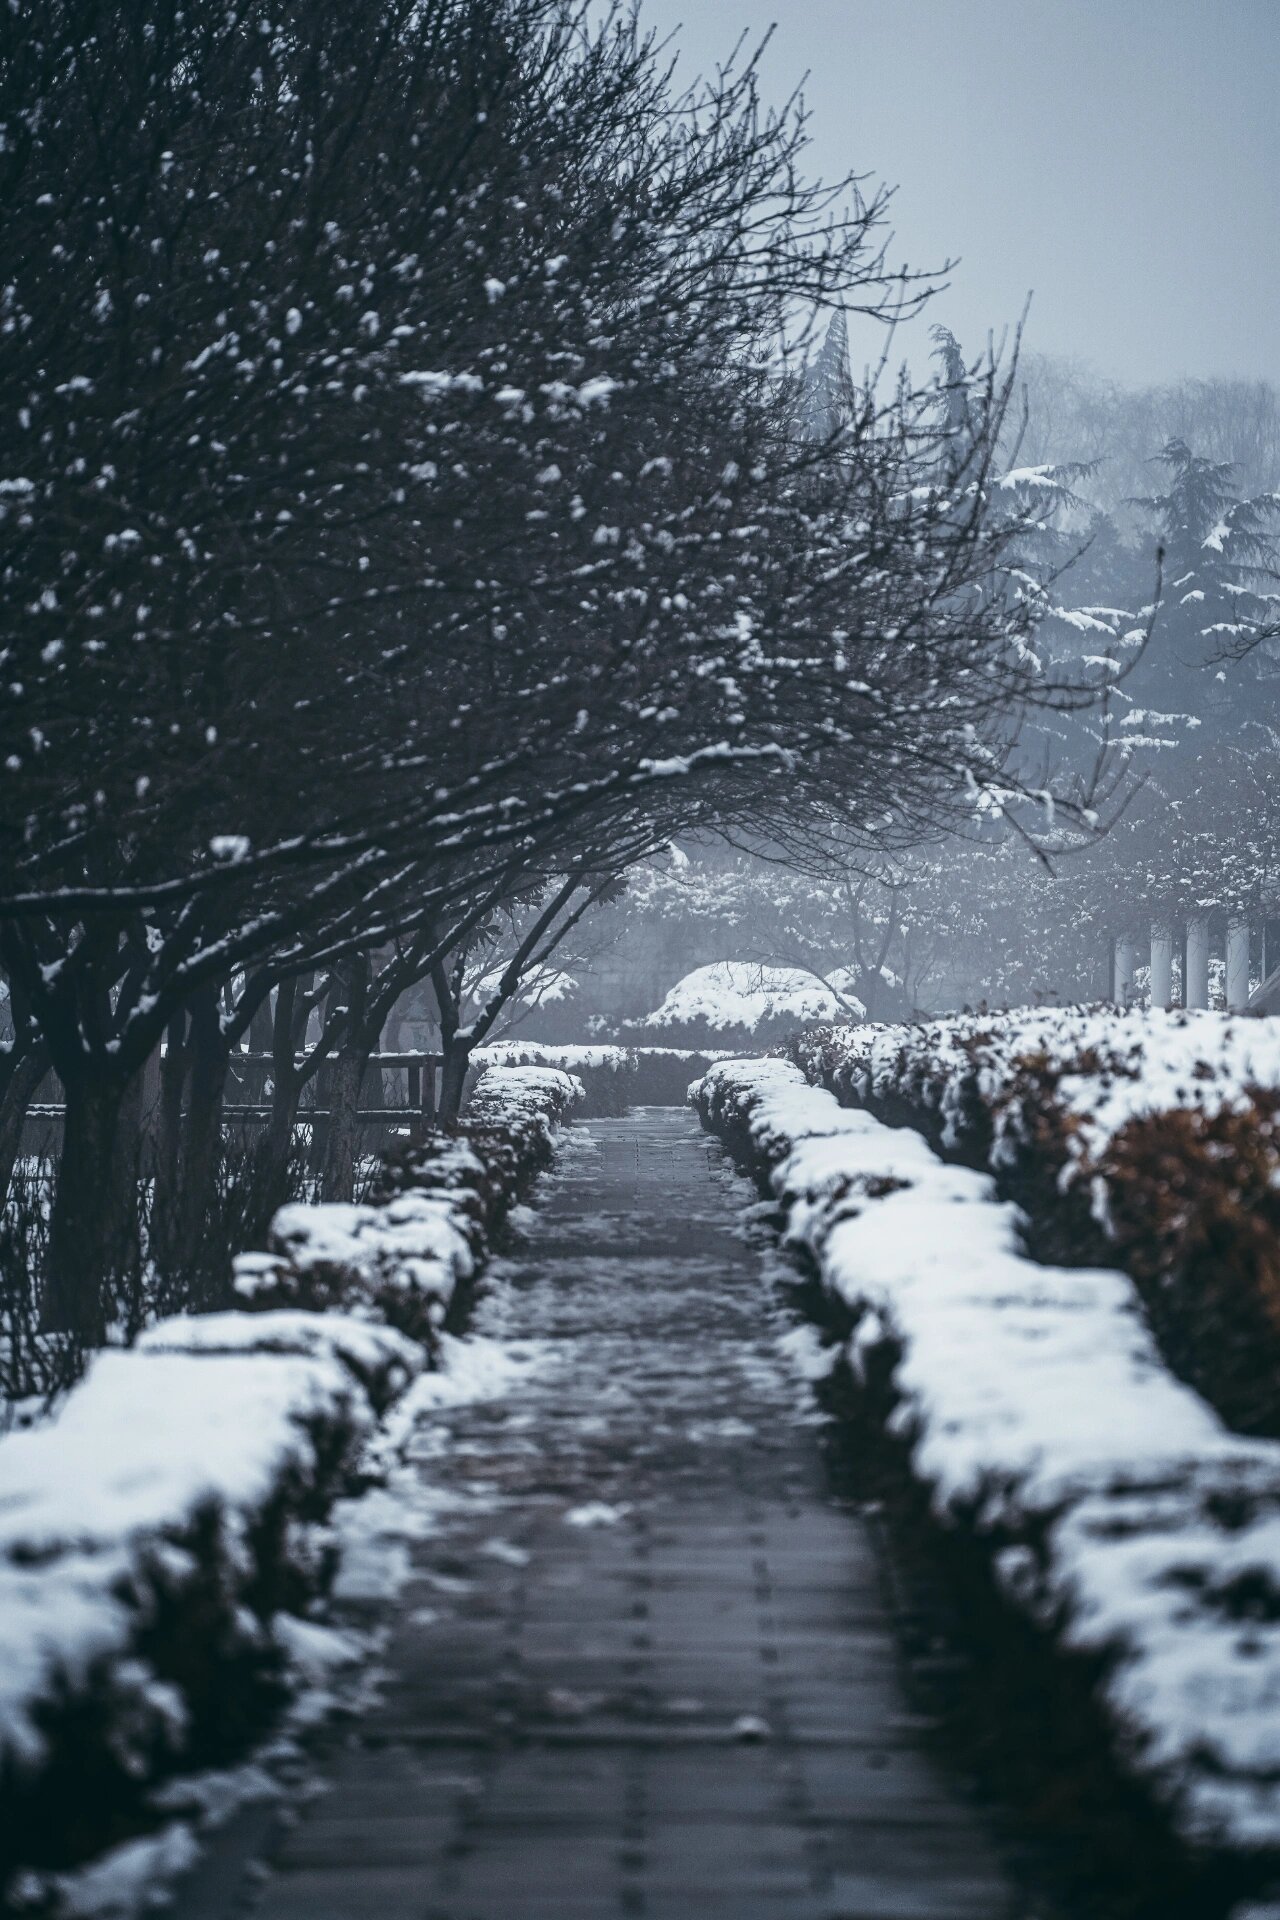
(0, 0, 1122, 1327)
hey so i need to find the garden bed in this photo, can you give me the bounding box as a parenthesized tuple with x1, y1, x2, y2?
(694, 1055, 1280, 1914)
(0, 1064, 582, 1903)
(791, 1008, 1280, 1437)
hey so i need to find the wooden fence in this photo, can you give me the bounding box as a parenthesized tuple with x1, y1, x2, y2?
(22, 1052, 446, 1152)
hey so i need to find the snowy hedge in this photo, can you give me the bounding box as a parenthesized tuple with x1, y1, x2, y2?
(792, 1007, 1280, 1437)
(0, 1321, 407, 1898)
(693, 1055, 1280, 1868)
(233, 1064, 583, 1347)
(472, 1044, 636, 1116)
(471, 1042, 734, 1110)
(0, 1064, 580, 1898)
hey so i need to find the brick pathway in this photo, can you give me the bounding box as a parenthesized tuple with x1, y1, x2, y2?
(207, 1110, 1023, 1919)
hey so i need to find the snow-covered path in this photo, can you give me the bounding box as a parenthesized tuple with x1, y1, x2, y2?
(182, 1110, 1018, 1919)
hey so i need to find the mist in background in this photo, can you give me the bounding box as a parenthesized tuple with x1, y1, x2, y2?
(642, 0, 1280, 389)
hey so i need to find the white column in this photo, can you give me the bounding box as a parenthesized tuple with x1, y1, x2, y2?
(1149, 923, 1173, 1008)
(1227, 918, 1252, 1011)
(1114, 936, 1136, 1006)
(1185, 915, 1210, 1009)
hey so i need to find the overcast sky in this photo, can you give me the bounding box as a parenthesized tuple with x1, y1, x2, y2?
(640, 0, 1280, 391)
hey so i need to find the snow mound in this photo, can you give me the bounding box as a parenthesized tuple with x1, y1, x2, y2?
(637, 962, 864, 1035)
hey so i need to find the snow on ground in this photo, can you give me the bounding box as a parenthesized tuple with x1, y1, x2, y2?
(694, 1055, 1280, 1851)
(636, 961, 864, 1034)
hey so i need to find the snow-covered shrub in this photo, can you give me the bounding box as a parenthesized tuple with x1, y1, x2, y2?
(693, 1056, 1280, 1867)
(471, 1043, 741, 1109)
(234, 1066, 583, 1348)
(463, 1064, 584, 1140)
(631, 961, 864, 1049)
(234, 1188, 476, 1350)
(2, 1137, 315, 1414)
(473, 1043, 636, 1115)
(0, 1063, 579, 1893)
(790, 1007, 1280, 1436)
(0, 1321, 414, 1895)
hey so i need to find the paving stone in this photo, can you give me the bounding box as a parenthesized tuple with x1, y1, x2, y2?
(249, 1863, 438, 1919)
(174, 1110, 1021, 1920)
(273, 1814, 457, 1870)
(827, 1870, 1014, 1919)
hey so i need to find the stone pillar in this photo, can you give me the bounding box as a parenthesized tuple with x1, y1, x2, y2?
(1114, 936, 1136, 1006)
(1227, 919, 1252, 1011)
(1149, 923, 1173, 1009)
(1185, 915, 1210, 1010)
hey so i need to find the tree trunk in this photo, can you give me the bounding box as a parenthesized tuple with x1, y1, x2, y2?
(319, 1045, 368, 1202)
(258, 1077, 302, 1195)
(138, 1044, 163, 1176)
(1149, 921, 1173, 1009)
(254, 977, 305, 1196)
(1113, 936, 1136, 1006)
(246, 996, 274, 1101)
(151, 1012, 189, 1271)
(46, 1067, 132, 1340)
(1227, 918, 1252, 1011)
(169, 985, 230, 1279)
(307, 1058, 333, 1176)
(436, 1036, 473, 1125)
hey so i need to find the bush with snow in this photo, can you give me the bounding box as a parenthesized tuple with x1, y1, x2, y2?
(633, 961, 864, 1045)
(693, 1054, 1280, 1861)
(0, 1063, 580, 1898)
(469, 1044, 739, 1113)
(463, 1064, 584, 1141)
(0, 1328, 396, 1895)
(791, 1006, 1280, 1436)
(234, 1066, 584, 1348)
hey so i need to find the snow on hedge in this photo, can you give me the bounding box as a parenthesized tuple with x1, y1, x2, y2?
(0, 1331, 399, 1778)
(0, 1063, 580, 1898)
(792, 1004, 1280, 1184)
(693, 1055, 1280, 1852)
(464, 1063, 584, 1139)
(474, 1042, 636, 1074)
(231, 1066, 583, 1344)
(636, 960, 864, 1034)
(233, 1186, 476, 1340)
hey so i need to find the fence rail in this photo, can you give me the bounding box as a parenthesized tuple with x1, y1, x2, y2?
(19, 1052, 448, 1146)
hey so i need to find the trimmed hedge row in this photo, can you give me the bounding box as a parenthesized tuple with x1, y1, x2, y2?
(472, 1043, 734, 1114)
(235, 1067, 583, 1349)
(0, 1064, 583, 1900)
(693, 1056, 1280, 1917)
(790, 1009, 1280, 1438)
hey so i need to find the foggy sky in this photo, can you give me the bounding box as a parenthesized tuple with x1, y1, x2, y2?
(640, 0, 1280, 391)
